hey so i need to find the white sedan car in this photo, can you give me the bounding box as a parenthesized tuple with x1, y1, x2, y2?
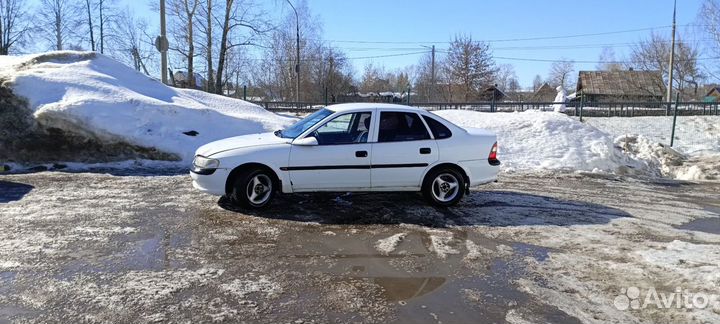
(190, 103, 499, 208)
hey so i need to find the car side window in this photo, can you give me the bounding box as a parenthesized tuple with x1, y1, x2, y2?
(313, 112, 372, 145)
(378, 112, 431, 143)
(422, 115, 452, 139)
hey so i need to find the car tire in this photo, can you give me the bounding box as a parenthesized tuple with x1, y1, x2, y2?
(422, 167, 465, 207)
(229, 168, 275, 208)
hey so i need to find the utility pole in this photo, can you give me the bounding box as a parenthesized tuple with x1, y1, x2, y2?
(422, 45, 436, 101)
(431, 45, 435, 101)
(158, 0, 169, 84)
(666, 0, 677, 106)
(286, 0, 300, 106)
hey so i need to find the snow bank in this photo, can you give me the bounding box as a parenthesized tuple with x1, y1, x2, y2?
(586, 116, 720, 156)
(0, 51, 293, 162)
(616, 134, 720, 181)
(433, 110, 647, 175)
(588, 116, 720, 181)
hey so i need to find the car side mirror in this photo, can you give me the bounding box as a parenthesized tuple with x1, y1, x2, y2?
(293, 136, 318, 146)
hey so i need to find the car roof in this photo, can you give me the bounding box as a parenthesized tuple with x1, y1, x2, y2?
(324, 103, 425, 113)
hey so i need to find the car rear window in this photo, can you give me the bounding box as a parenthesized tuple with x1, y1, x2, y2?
(422, 115, 452, 139)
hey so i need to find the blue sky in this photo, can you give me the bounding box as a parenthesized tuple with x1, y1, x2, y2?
(308, 0, 707, 87)
(64, 0, 712, 87)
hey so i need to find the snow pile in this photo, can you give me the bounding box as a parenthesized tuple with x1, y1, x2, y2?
(588, 116, 720, 181)
(0, 51, 293, 162)
(434, 110, 648, 175)
(586, 115, 720, 155)
(616, 134, 720, 181)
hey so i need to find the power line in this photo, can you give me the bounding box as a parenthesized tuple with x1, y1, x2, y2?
(332, 39, 714, 53)
(345, 51, 430, 60)
(489, 55, 720, 64)
(317, 24, 701, 45)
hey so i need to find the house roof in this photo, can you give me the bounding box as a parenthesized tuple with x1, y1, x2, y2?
(577, 70, 665, 97)
(705, 87, 720, 97)
(531, 83, 557, 102)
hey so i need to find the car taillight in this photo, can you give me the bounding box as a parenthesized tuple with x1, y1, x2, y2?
(489, 142, 498, 159)
(488, 142, 500, 165)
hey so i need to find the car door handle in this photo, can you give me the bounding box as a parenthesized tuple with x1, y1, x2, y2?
(419, 147, 431, 154)
(355, 150, 368, 158)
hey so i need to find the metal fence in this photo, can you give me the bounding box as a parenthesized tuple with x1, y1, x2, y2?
(252, 100, 720, 117)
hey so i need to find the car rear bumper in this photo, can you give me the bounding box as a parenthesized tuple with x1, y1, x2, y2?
(190, 168, 230, 196)
(458, 159, 500, 186)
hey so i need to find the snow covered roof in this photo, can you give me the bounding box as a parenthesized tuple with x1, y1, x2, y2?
(577, 70, 665, 97)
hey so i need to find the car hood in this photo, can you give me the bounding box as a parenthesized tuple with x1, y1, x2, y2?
(195, 132, 291, 157)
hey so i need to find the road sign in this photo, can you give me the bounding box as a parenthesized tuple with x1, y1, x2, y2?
(155, 36, 169, 52)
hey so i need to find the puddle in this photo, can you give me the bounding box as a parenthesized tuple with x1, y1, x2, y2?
(57, 228, 191, 280)
(0, 305, 37, 324)
(672, 205, 720, 234)
(674, 217, 720, 235)
(373, 277, 446, 301)
(320, 235, 576, 323)
(512, 242, 550, 262)
(0, 272, 16, 295)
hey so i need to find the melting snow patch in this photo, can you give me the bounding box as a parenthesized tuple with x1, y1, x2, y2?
(0, 260, 20, 269)
(427, 230, 460, 258)
(375, 233, 407, 255)
(634, 240, 720, 284)
(80, 268, 225, 308)
(464, 240, 488, 261)
(221, 275, 282, 299)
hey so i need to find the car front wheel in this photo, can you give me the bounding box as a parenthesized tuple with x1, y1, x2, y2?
(229, 168, 275, 208)
(422, 168, 465, 207)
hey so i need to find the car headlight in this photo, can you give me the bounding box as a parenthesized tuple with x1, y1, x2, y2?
(193, 155, 220, 169)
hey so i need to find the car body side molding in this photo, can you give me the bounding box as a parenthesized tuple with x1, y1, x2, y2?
(280, 163, 428, 171)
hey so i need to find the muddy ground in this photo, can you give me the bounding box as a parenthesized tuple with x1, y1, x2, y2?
(0, 171, 718, 324)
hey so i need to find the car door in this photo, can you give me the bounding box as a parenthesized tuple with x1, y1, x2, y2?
(288, 111, 374, 191)
(370, 111, 438, 189)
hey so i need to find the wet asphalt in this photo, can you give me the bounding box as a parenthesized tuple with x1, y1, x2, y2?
(0, 170, 718, 324)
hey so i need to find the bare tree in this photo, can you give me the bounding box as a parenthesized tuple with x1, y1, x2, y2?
(36, 0, 80, 50)
(700, 0, 720, 56)
(359, 62, 388, 93)
(413, 51, 437, 102)
(256, 0, 329, 101)
(494, 64, 518, 92)
(629, 31, 703, 98)
(212, 0, 270, 94)
(195, 0, 215, 91)
(0, 0, 31, 54)
(443, 34, 495, 101)
(168, 0, 200, 88)
(548, 58, 575, 89)
(108, 8, 155, 75)
(84, 0, 95, 51)
(596, 46, 622, 71)
(532, 75, 543, 91)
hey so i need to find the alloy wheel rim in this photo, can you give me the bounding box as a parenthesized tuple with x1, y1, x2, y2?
(431, 173, 459, 202)
(246, 174, 272, 205)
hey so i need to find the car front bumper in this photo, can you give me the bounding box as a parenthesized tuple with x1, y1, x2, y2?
(190, 168, 230, 196)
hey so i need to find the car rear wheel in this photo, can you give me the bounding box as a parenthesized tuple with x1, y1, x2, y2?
(422, 168, 465, 207)
(229, 168, 275, 208)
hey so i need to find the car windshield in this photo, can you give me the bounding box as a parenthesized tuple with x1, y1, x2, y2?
(276, 108, 334, 139)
